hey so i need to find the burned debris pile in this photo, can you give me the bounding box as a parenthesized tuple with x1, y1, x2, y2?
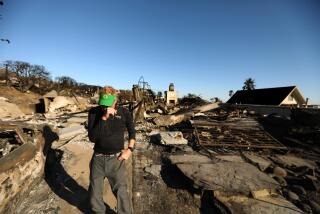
(0, 124, 45, 213)
(0, 128, 23, 158)
(131, 88, 320, 214)
(192, 117, 286, 150)
(0, 80, 320, 214)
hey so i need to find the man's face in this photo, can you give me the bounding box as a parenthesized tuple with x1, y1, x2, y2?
(101, 98, 117, 112)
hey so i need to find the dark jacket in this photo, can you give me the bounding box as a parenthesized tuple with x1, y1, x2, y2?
(87, 106, 136, 154)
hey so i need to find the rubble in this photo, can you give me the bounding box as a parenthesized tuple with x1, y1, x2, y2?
(66, 115, 87, 124)
(273, 166, 288, 177)
(290, 185, 307, 196)
(152, 131, 188, 145)
(214, 190, 302, 214)
(169, 154, 213, 164)
(193, 117, 287, 150)
(242, 153, 272, 171)
(132, 129, 201, 214)
(154, 102, 220, 126)
(309, 201, 320, 213)
(144, 164, 162, 178)
(283, 189, 300, 201)
(58, 125, 86, 140)
(159, 102, 320, 213)
(251, 189, 271, 199)
(1, 82, 320, 214)
(53, 125, 87, 149)
(275, 155, 317, 169)
(0, 97, 25, 119)
(43, 90, 58, 98)
(176, 162, 279, 194)
(291, 108, 320, 127)
(48, 96, 76, 112)
(0, 124, 45, 213)
(153, 113, 190, 127)
(215, 155, 245, 162)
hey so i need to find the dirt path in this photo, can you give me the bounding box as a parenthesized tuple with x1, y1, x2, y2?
(17, 141, 117, 214)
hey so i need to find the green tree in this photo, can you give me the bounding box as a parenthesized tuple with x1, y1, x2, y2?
(229, 90, 234, 97)
(210, 97, 221, 102)
(55, 76, 78, 89)
(29, 64, 51, 86)
(242, 78, 256, 90)
(5, 60, 31, 91)
(4, 60, 51, 91)
(185, 93, 197, 98)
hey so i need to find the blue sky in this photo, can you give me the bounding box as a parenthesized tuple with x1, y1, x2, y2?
(0, 0, 319, 103)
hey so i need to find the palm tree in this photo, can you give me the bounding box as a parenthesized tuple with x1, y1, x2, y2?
(242, 78, 256, 90)
(229, 90, 234, 97)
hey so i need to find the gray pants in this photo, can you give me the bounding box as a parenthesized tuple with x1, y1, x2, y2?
(89, 153, 132, 214)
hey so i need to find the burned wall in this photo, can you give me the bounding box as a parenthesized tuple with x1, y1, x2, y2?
(0, 125, 45, 214)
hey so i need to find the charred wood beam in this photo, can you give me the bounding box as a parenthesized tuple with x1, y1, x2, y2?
(0, 142, 36, 173)
(154, 102, 221, 126)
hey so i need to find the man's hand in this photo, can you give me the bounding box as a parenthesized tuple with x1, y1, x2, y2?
(118, 149, 132, 161)
(107, 107, 117, 116)
(102, 107, 117, 120)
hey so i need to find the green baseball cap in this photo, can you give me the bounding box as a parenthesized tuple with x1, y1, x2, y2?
(99, 94, 117, 107)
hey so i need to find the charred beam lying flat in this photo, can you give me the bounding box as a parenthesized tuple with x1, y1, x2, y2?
(0, 123, 45, 213)
(0, 142, 36, 173)
(0, 124, 42, 173)
(0, 125, 27, 144)
(154, 102, 221, 126)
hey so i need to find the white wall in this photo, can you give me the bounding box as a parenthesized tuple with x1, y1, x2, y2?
(281, 94, 298, 105)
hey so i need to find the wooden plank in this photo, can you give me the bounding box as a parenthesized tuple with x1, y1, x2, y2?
(154, 102, 221, 126)
(0, 142, 36, 173)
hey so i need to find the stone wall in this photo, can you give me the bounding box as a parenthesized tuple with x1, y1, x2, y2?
(0, 126, 45, 214)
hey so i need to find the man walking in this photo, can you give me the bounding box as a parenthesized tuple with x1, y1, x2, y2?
(87, 86, 135, 214)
